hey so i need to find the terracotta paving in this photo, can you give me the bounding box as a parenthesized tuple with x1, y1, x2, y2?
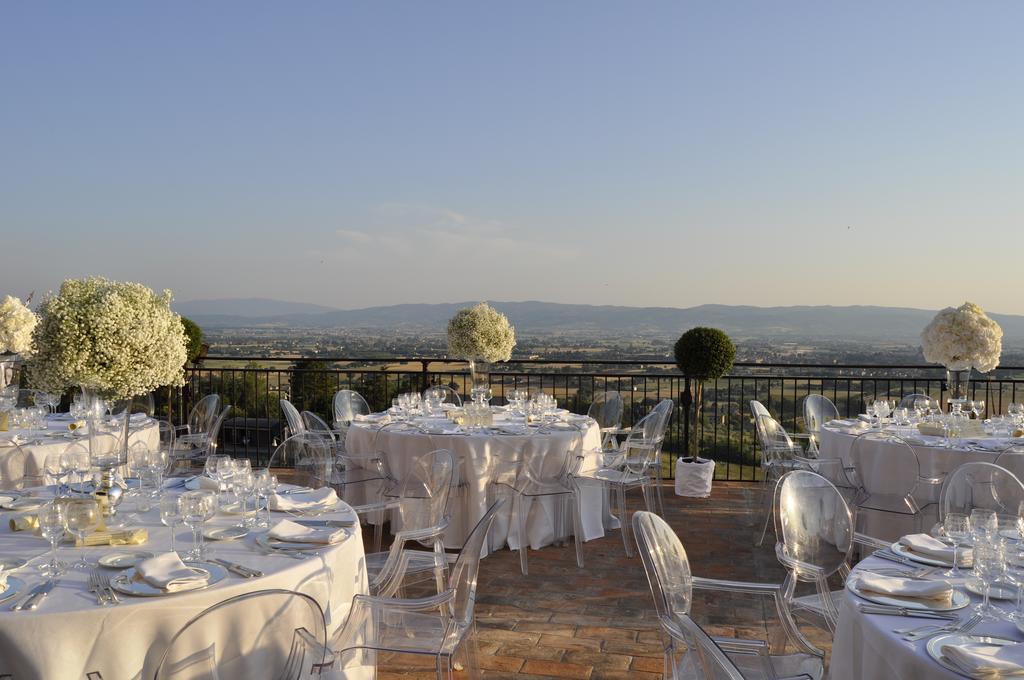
(364, 481, 835, 679)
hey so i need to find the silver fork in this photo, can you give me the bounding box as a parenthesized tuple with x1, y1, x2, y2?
(87, 570, 109, 605)
(900, 613, 983, 641)
(97, 572, 120, 604)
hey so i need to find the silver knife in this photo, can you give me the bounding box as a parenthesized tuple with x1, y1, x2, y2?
(11, 583, 46, 611)
(211, 558, 263, 578)
(15, 580, 56, 611)
(294, 519, 357, 528)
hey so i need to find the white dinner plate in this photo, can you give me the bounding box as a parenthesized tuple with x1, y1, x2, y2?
(927, 633, 1020, 679)
(890, 541, 961, 568)
(218, 502, 256, 516)
(98, 550, 154, 569)
(1, 497, 47, 512)
(0, 496, 16, 507)
(203, 525, 249, 541)
(847, 575, 970, 611)
(0, 557, 27, 571)
(0, 576, 26, 604)
(964, 578, 1017, 601)
(109, 561, 226, 597)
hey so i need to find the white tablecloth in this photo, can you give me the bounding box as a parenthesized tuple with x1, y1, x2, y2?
(345, 417, 615, 552)
(0, 415, 161, 483)
(819, 422, 1003, 539)
(832, 554, 1024, 680)
(0, 484, 367, 680)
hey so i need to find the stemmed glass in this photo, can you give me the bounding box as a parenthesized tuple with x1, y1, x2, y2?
(973, 542, 1005, 620)
(254, 469, 277, 528)
(943, 513, 971, 578)
(234, 468, 256, 527)
(69, 448, 93, 496)
(36, 502, 66, 577)
(973, 400, 986, 420)
(873, 400, 892, 428)
(160, 494, 183, 555)
(971, 508, 999, 544)
(36, 392, 59, 415)
(44, 453, 66, 497)
(179, 490, 217, 561)
(63, 499, 100, 570)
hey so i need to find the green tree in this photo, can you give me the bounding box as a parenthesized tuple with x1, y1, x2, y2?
(674, 327, 736, 456)
(289, 359, 337, 420)
(180, 317, 205, 364)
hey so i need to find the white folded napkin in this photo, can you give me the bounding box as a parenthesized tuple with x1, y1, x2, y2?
(354, 413, 390, 424)
(899, 533, 973, 564)
(268, 519, 346, 544)
(135, 552, 210, 592)
(269, 486, 338, 512)
(941, 641, 1024, 679)
(856, 572, 953, 600)
(185, 476, 221, 491)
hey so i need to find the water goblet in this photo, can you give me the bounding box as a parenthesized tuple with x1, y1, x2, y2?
(254, 470, 277, 528)
(37, 502, 66, 577)
(973, 542, 1005, 620)
(971, 508, 999, 545)
(974, 400, 986, 419)
(233, 468, 256, 527)
(944, 512, 971, 578)
(63, 499, 100, 570)
(160, 493, 183, 555)
(179, 490, 217, 560)
(44, 453, 65, 497)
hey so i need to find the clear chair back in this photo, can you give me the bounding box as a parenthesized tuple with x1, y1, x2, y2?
(803, 395, 839, 437)
(749, 399, 770, 421)
(849, 431, 921, 500)
(449, 501, 502, 629)
(154, 588, 327, 680)
(622, 412, 664, 476)
(393, 449, 454, 535)
(753, 415, 798, 464)
(188, 394, 221, 435)
(994, 451, 1024, 486)
(422, 385, 462, 407)
(939, 461, 1024, 521)
(333, 390, 370, 427)
(301, 410, 337, 444)
(651, 398, 675, 434)
(269, 433, 334, 489)
(776, 470, 853, 577)
(0, 442, 31, 490)
(898, 393, 931, 410)
(112, 392, 156, 416)
(587, 391, 623, 430)
(279, 399, 305, 436)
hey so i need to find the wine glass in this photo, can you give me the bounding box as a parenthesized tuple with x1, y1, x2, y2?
(254, 469, 277, 528)
(36, 392, 59, 415)
(44, 453, 66, 497)
(233, 468, 256, 527)
(943, 513, 971, 577)
(63, 499, 99, 570)
(36, 502, 66, 577)
(974, 400, 986, 420)
(179, 490, 217, 561)
(971, 508, 999, 545)
(160, 493, 183, 555)
(67, 447, 92, 495)
(973, 542, 1005, 620)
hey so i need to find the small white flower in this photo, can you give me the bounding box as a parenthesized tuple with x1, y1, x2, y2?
(447, 302, 516, 363)
(27, 277, 187, 398)
(921, 301, 1002, 373)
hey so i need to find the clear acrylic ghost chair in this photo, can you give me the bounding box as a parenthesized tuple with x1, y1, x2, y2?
(633, 510, 823, 680)
(327, 501, 502, 680)
(267, 432, 335, 490)
(571, 412, 662, 560)
(849, 431, 941, 535)
(753, 409, 820, 545)
(280, 398, 306, 438)
(586, 390, 624, 449)
(363, 449, 454, 597)
(994, 451, 1024, 488)
(938, 461, 1024, 522)
(898, 393, 932, 410)
(332, 389, 370, 430)
(174, 394, 221, 446)
(111, 392, 156, 417)
(493, 425, 585, 574)
(0, 442, 41, 490)
(646, 398, 674, 517)
(154, 589, 329, 680)
(772, 470, 888, 655)
(801, 395, 839, 454)
(423, 384, 463, 407)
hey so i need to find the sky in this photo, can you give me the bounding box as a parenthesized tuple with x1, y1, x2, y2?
(1, 2, 1022, 314)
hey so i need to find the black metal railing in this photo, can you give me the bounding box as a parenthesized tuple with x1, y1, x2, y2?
(162, 357, 1024, 481)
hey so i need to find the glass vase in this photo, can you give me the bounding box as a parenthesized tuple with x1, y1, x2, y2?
(468, 359, 491, 390)
(945, 368, 972, 411)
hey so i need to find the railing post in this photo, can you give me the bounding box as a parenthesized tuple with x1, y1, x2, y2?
(421, 360, 431, 392)
(680, 378, 692, 458)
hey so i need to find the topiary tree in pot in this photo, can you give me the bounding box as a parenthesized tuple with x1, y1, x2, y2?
(674, 327, 736, 457)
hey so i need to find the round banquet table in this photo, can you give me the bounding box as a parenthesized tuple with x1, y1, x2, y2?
(344, 412, 617, 552)
(818, 420, 1010, 540)
(831, 553, 1024, 680)
(0, 483, 368, 680)
(0, 413, 161, 483)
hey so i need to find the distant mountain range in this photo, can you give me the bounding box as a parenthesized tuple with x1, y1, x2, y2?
(173, 298, 1024, 343)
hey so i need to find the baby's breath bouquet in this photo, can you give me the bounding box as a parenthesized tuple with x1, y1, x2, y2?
(447, 302, 516, 363)
(921, 302, 1003, 373)
(29, 277, 187, 399)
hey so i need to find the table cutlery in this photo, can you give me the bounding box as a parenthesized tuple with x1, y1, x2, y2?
(857, 604, 958, 620)
(294, 519, 357, 529)
(88, 570, 111, 605)
(210, 558, 263, 578)
(873, 549, 919, 567)
(12, 579, 56, 611)
(900, 613, 983, 641)
(98, 573, 120, 604)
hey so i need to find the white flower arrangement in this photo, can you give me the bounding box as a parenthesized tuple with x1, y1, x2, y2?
(447, 302, 516, 363)
(28, 277, 188, 399)
(0, 295, 38, 356)
(920, 302, 1003, 373)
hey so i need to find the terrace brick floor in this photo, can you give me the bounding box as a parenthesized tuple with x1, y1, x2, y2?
(362, 482, 835, 679)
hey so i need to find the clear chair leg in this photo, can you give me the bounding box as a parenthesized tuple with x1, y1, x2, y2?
(517, 493, 530, 575)
(617, 485, 634, 557)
